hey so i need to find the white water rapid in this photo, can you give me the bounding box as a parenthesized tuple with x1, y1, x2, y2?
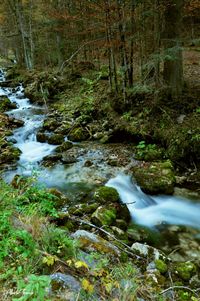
(0, 73, 56, 178)
(106, 174, 200, 229)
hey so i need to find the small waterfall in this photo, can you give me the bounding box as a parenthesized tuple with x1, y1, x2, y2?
(106, 174, 200, 229)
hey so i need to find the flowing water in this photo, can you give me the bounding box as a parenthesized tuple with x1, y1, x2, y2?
(106, 174, 200, 229)
(1, 69, 200, 229)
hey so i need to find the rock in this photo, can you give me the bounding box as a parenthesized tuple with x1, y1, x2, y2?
(0, 96, 17, 112)
(131, 242, 166, 261)
(94, 186, 120, 203)
(55, 141, 73, 152)
(111, 226, 128, 241)
(43, 118, 62, 131)
(69, 203, 98, 216)
(68, 127, 89, 142)
(50, 273, 81, 292)
(48, 188, 70, 208)
(54, 122, 72, 135)
(48, 134, 64, 145)
(132, 160, 175, 194)
(36, 131, 48, 142)
(61, 153, 77, 164)
(91, 205, 117, 227)
(72, 230, 120, 255)
(8, 117, 24, 128)
(84, 160, 93, 167)
(43, 153, 62, 163)
(0, 145, 21, 164)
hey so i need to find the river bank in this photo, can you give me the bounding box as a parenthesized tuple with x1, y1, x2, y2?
(0, 65, 200, 300)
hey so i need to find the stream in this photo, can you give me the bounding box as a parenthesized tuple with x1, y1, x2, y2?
(1, 69, 200, 230)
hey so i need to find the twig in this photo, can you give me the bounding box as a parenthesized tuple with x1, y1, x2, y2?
(168, 271, 175, 301)
(69, 216, 143, 259)
(59, 38, 104, 73)
(160, 286, 199, 297)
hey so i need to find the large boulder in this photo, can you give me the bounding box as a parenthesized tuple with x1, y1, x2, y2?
(68, 127, 89, 142)
(93, 186, 120, 203)
(132, 160, 175, 194)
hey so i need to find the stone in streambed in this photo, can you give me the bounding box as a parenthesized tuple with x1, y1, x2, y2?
(48, 133, 64, 145)
(132, 160, 175, 194)
(94, 186, 120, 203)
(36, 131, 48, 142)
(55, 141, 73, 152)
(0, 96, 17, 112)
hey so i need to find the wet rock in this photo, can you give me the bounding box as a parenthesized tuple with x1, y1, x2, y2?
(48, 133, 64, 145)
(0, 96, 17, 112)
(8, 117, 24, 128)
(94, 186, 120, 203)
(68, 127, 89, 142)
(50, 273, 81, 292)
(55, 141, 73, 152)
(84, 160, 93, 167)
(61, 153, 77, 164)
(72, 230, 120, 255)
(43, 153, 62, 164)
(132, 160, 175, 194)
(91, 205, 117, 227)
(36, 131, 48, 142)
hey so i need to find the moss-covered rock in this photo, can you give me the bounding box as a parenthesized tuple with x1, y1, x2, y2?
(48, 134, 64, 145)
(43, 118, 61, 131)
(55, 141, 73, 152)
(94, 186, 120, 203)
(36, 131, 48, 143)
(0, 96, 17, 112)
(72, 230, 120, 255)
(91, 205, 117, 227)
(0, 145, 21, 164)
(175, 261, 197, 281)
(132, 160, 175, 194)
(68, 127, 89, 142)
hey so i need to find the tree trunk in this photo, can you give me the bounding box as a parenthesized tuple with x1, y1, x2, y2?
(163, 0, 184, 97)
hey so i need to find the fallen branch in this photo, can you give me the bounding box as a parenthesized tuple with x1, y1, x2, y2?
(69, 216, 143, 259)
(160, 285, 199, 297)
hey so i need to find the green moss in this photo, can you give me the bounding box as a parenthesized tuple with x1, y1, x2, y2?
(133, 160, 175, 194)
(94, 186, 119, 203)
(155, 259, 168, 274)
(68, 127, 89, 142)
(91, 206, 117, 226)
(48, 134, 64, 145)
(176, 261, 197, 281)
